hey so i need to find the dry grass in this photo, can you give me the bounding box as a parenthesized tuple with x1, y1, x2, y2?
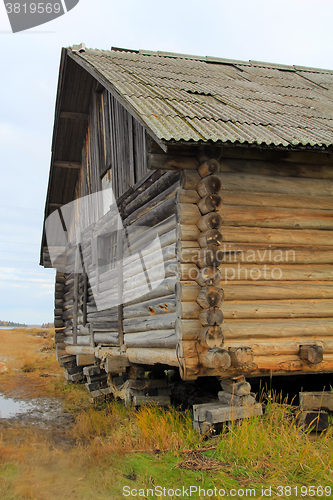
(72, 402, 198, 455)
(1, 328, 333, 499)
(215, 400, 333, 485)
(0, 328, 62, 398)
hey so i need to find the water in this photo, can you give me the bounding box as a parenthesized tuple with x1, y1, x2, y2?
(0, 394, 33, 418)
(0, 326, 25, 330)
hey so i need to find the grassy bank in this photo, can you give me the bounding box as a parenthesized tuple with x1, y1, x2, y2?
(0, 329, 333, 499)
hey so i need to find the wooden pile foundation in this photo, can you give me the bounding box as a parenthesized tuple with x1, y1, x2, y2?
(193, 377, 262, 433)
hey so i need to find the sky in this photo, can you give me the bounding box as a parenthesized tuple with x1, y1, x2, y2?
(0, 0, 333, 325)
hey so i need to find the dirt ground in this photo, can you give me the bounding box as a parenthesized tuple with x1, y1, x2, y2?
(0, 329, 116, 500)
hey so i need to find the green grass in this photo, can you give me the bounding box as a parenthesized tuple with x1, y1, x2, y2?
(1, 328, 333, 500)
(1, 397, 333, 499)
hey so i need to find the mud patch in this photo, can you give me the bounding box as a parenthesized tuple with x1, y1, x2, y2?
(0, 393, 76, 450)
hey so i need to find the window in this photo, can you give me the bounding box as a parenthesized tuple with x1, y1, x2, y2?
(98, 231, 118, 274)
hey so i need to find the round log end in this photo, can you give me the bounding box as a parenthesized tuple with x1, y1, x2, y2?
(198, 195, 223, 215)
(198, 212, 223, 231)
(200, 326, 224, 348)
(199, 307, 224, 326)
(206, 229, 223, 246)
(197, 175, 222, 197)
(198, 159, 220, 178)
(195, 266, 222, 287)
(200, 348, 231, 370)
(197, 286, 225, 308)
(197, 245, 222, 268)
(178, 356, 199, 381)
(229, 347, 254, 367)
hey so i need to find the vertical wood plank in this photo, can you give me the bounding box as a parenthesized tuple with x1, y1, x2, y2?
(73, 242, 80, 345)
(83, 269, 88, 326)
(117, 221, 124, 346)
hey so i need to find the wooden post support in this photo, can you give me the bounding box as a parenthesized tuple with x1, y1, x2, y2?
(83, 271, 88, 325)
(299, 392, 333, 412)
(206, 404, 262, 424)
(105, 355, 130, 374)
(218, 391, 256, 407)
(193, 400, 262, 431)
(220, 377, 251, 396)
(298, 411, 329, 433)
(76, 354, 95, 366)
(117, 225, 124, 346)
(89, 323, 95, 348)
(133, 395, 170, 407)
(299, 345, 323, 364)
(73, 242, 81, 345)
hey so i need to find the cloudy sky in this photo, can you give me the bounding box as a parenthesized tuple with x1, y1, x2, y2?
(0, 0, 333, 325)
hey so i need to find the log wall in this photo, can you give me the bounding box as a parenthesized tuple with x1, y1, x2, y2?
(52, 85, 333, 381)
(55, 169, 180, 355)
(175, 156, 333, 380)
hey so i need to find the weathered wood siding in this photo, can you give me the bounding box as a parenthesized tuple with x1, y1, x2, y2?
(54, 86, 180, 354)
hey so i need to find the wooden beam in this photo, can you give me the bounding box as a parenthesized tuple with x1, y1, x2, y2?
(299, 392, 333, 412)
(54, 161, 81, 169)
(148, 154, 199, 170)
(206, 404, 262, 424)
(298, 411, 328, 432)
(60, 111, 89, 120)
(49, 203, 63, 209)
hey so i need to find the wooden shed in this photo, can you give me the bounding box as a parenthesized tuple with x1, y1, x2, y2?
(41, 45, 333, 400)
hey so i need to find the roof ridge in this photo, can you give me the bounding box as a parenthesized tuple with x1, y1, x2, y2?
(74, 46, 333, 74)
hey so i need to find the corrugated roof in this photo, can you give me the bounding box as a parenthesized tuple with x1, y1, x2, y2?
(72, 47, 333, 148)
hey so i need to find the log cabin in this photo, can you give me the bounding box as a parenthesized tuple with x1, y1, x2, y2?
(40, 45, 333, 401)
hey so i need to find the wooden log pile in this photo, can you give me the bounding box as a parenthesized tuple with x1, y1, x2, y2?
(106, 369, 171, 406)
(83, 365, 112, 398)
(61, 355, 85, 383)
(193, 377, 262, 433)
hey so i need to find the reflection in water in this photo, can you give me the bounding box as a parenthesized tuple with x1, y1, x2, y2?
(0, 394, 33, 418)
